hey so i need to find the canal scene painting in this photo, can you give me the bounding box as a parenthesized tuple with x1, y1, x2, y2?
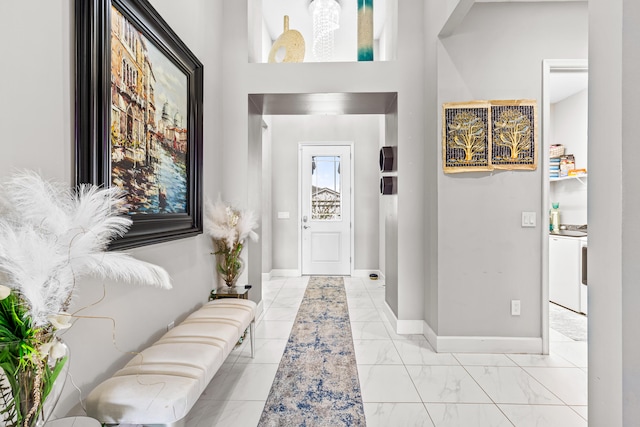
(109, 5, 188, 214)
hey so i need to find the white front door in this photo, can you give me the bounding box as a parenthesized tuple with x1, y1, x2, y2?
(300, 144, 352, 275)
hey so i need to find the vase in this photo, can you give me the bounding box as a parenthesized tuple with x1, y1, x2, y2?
(217, 254, 244, 288)
(357, 0, 374, 61)
(0, 339, 69, 427)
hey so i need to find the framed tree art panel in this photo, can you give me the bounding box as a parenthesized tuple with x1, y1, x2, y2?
(442, 99, 538, 174)
(442, 101, 492, 173)
(490, 100, 538, 170)
(76, 0, 203, 249)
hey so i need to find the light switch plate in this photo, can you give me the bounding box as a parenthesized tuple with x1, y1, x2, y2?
(277, 211, 290, 219)
(521, 212, 536, 227)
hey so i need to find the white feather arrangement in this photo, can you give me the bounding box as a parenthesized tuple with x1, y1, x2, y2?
(0, 170, 172, 327)
(203, 197, 259, 286)
(204, 197, 259, 247)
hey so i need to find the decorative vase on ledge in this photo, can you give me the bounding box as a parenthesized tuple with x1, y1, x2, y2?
(357, 0, 374, 61)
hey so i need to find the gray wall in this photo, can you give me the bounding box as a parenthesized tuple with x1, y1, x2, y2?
(269, 115, 382, 273)
(223, 0, 427, 324)
(261, 117, 274, 274)
(394, 0, 426, 322)
(247, 102, 264, 294)
(8, 1, 636, 423)
(423, 1, 446, 332)
(589, 0, 640, 423)
(620, 0, 640, 422)
(435, 2, 588, 338)
(0, 0, 226, 416)
(384, 99, 399, 314)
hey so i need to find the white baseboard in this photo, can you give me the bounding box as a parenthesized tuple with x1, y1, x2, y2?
(382, 301, 397, 330)
(269, 269, 301, 277)
(266, 269, 384, 279)
(434, 336, 543, 354)
(385, 304, 542, 354)
(382, 302, 424, 334)
(423, 320, 438, 350)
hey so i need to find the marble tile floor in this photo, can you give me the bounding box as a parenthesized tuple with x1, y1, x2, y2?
(186, 276, 588, 427)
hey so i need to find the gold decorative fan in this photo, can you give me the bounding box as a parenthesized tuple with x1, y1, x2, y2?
(268, 15, 305, 63)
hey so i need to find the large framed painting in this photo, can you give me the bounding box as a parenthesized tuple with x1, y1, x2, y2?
(76, 0, 203, 249)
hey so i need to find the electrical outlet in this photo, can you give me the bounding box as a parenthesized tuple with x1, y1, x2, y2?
(511, 300, 521, 316)
(167, 321, 175, 331)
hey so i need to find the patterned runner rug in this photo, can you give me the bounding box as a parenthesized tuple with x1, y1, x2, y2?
(258, 276, 366, 426)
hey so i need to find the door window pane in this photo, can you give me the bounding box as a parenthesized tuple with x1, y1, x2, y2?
(311, 155, 341, 220)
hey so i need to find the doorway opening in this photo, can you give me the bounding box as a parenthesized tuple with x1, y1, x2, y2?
(248, 92, 398, 310)
(542, 59, 588, 356)
(299, 143, 353, 276)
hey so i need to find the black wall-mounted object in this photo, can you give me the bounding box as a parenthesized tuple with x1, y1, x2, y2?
(380, 176, 397, 195)
(379, 146, 397, 172)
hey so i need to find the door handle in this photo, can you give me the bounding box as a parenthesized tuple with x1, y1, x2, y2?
(303, 225, 310, 229)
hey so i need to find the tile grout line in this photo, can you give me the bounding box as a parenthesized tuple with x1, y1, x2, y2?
(454, 358, 517, 426)
(260, 278, 587, 426)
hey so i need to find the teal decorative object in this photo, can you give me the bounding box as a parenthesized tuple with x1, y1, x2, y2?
(357, 0, 373, 61)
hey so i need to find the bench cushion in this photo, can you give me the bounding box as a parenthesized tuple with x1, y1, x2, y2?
(86, 375, 200, 425)
(124, 342, 224, 379)
(85, 298, 257, 426)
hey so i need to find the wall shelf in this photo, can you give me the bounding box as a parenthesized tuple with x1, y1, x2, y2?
(550, 174, 588, 183)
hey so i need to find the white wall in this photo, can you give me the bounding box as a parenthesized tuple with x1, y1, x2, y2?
(269, 115, 381, 273)
(0, 0, 224, 416)
(552, 89, 589, 170)
(435, 2, 588, 342)
(549, 89, 588, 225)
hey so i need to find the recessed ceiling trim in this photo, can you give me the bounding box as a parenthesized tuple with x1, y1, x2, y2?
(249, 92, 398, 115)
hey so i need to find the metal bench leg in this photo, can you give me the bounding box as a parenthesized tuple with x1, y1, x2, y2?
(250, 319, 256, 359)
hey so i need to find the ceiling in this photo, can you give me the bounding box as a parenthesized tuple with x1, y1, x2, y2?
(261, 0, 388, 62)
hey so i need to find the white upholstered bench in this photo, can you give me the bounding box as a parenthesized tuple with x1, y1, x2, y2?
(85, 298, 256, 427)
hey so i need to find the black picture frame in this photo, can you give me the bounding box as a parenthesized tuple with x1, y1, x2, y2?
(75, 0, 203, 250)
